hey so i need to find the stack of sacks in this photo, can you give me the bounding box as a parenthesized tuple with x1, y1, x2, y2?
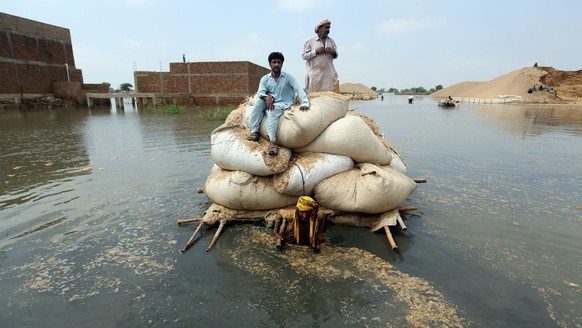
(204, 91, 417, 219)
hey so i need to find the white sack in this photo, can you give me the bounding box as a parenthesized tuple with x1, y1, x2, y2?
(389, 150, 407, 174)
(273, 152, 354, 196)
(211, 124, 291, 176)
(204, 167, 297, 210)
(258, 92, 349, 148)
(314, 163, 417, 214)
(296, 115, 393, 165)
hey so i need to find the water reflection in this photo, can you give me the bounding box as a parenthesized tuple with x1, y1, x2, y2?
(0, 109, 92, 207)
(473, 104, 582, 137)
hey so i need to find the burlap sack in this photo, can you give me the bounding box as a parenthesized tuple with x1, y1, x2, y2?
(314, 163, 417, 214)
(204, 166, 297, 210)
(295, 115, 393, 165)
(389, 150, 407, 174)
(273, 152, 354, 196)
(211, 124, 291, 176)
(257, 92, 349, 148)
(223, 103, 248, 127)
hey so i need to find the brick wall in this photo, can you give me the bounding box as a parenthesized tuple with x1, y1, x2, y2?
(0, 12, 72, 42)
(135, 61, 270, 106)
(0, 12, 82, 98)
(53, 81, 81, 101)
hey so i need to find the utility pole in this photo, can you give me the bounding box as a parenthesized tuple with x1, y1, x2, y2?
(133, 61, 138, 92)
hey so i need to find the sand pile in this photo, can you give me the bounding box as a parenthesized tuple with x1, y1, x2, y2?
(339, 83, 379, 100)
(431, 67, 582, 104)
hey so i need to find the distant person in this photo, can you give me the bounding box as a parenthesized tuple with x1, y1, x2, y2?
(247, 52, 309, 156)
(302, 19, 338, 93)
(273, 196, 330, 253)
(183, 54, 186, 63)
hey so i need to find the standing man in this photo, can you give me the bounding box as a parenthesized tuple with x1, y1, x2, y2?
(302, 18, 338, 93)
(247, 52, 309, 156)
(273, 196, 328, 253)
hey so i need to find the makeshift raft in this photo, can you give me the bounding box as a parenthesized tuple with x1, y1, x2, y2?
(180, 91, 426, 253)
(438, 98, 458, 108)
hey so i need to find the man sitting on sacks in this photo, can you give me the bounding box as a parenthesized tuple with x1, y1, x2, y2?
(274, 196, 330, 253)
(247, 52, 310, 156)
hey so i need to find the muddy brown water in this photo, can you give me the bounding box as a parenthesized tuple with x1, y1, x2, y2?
(0, 95, 580, 327)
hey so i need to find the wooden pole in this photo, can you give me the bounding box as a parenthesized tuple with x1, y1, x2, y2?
(177, 218, 201, 225)
(180, 221, 205, 253)
(398, 205, 417, 212)
(396, 213, 407, 231)
(383, 226, 398, 250)
(206, 220, 226, 252)
(413, 178, 427, 183)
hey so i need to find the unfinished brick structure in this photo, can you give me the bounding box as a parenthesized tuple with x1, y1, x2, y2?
(0, 12, 107, 105)
(135, 61, 270, 106)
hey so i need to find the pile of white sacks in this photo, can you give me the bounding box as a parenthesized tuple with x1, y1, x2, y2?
(203, 92, 417, 227)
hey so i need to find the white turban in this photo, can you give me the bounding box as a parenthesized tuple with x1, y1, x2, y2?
(314, 19, 331, 33)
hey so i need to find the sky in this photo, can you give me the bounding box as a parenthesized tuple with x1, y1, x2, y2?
(3, 0, 581, 91)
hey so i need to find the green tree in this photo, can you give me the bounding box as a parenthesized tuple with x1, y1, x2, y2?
(435, 84, 443, 91)
(119, 83, 134, 92)
(371, 86, 377, 91)
(101, 82, 113, 92)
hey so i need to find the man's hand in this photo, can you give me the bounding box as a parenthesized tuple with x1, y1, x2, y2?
(265, 94, 274, 110)
(315, 47, 325, 55)
(275, 232, 283, 249)
(325, 48, 336, 57)
(320, 209, 339, 217)
(299, 106, 309, 111)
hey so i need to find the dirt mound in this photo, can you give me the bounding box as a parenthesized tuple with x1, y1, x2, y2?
(539, 67, 582, 103)
(431, 81, 482, 98)
(431, 67, 582, 104)
(339, 83, 379, 100)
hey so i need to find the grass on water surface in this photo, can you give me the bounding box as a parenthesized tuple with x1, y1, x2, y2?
(146, 104, 235, 120)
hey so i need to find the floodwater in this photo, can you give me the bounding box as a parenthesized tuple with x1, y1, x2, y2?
(0, 95, 580, 327)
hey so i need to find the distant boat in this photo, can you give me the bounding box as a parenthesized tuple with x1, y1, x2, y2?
(438, 99, 458, 108)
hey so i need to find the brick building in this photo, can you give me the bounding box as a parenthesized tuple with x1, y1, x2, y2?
(1, 12, 269, 108)
(0, 12, 107, 105)
(135, 61, 270, 106)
